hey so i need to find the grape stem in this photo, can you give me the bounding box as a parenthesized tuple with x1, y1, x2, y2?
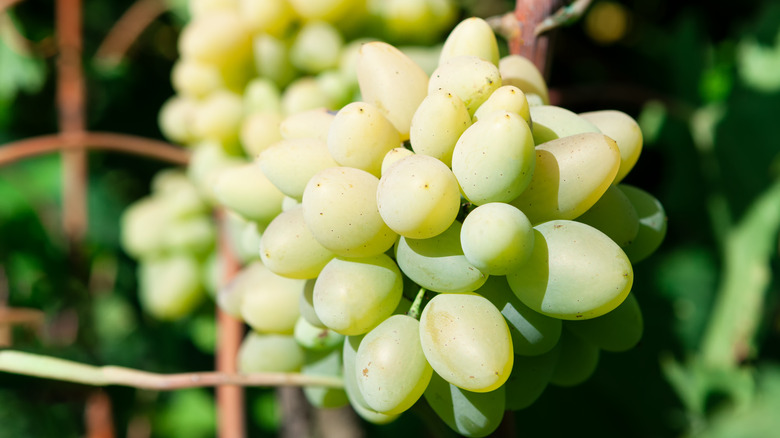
(407, 287, 427, 320)
(0, 350, 345, 389)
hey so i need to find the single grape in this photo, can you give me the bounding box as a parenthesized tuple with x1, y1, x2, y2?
(313, 254, 403, 335)
(290, 20, 344, 74)
(395, 221, 488, 293)
(257, 138, 339, 200)
(327, 102, 402, 177)
(293, 316, 345, 351)
(409, 90, 471, 168)
(238, 332, 304, 373)
(565, 292, 643, 352)
(509, 133, 621, 224)
(423, 371, 505, 438)
(239, 262, 304, 335)
(428, 55, 501, 116)
(451, 111, 535, 204)
(357, 41, 429, 139)
(213, 162, 285, 224)
(472, 85, 531, 125)
(138, 254, 205, 321)
(240, 112, 283, 157)
(575, 184, 640, 248)
(506, 220, 633, 320)
(528, 105, 601, 145)
(549, 328, 600, 387)
(580, 110, 643, 183)
(342, 335, 400, 424)
(498, 54, 549, 105)
(355, 315, 432, 414)
(302, 167, 398, 257)
(419, 293, 513, 392)
(618, 184, 667, 263)
(460, 203, 535, 275)
(504, 345, 561, 410)
(438, 16, 499, 66)
(377, 154, 461, 239)
(279, 107, 335, 142)
(259, 205, 336, 279)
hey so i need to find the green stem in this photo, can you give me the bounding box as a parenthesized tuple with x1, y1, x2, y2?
(407, 287, 427, 320)
(0, 350, 344, 390)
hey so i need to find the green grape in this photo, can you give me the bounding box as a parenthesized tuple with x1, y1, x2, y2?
(299, 279, 326, 328)
(528, 105, 601, 145)
(213, 162, 285, 224)
(327, 102, 402, 177)
(460, 203, 534, 275)
(259, 205, 336, 279)
(504, 345, 560, 410)
(121, 197, 172, 258)
(316, 69, 353, 109)
(191, 90, 244, 153)
(428, 55, 502, 116)
(235, 219, 263, 263)
(355, 315, 432, 414)
(370, 0, 456, 45)
(376, 154, 460, 239)
(290, 20, 344, 74)
(294, 316, 345, 351)
(575, 184, 640, 248)
(380, 147, 415, 175)
(239, 261, 304, 335)
(438, 16, 499, 66)
(302, 167, 398, 257)
(565, 292, 643, 352)
(238, 0, 294, 37)
(158, 95, 196, 144)
(498, 55, 549, 105)
(395, 221, 487, 293)
(288, 0, 359, 22)
(243, 77, 282, 115)
(161, 215, 216, 256)
(549, 329, 600, 387)
(343, 335, 400, 424)
(472, 85, 531, 126)
(338, 38, 375, 89)
(580, 110, 643, 184)
(239, 112, 284, 157)
(238, 332, 304, 373)
(419, 293, 513, 392)
(178, 11, 252, 67)
(138, 254, 205, 321)
(188, 0, 239, 18)
(476, 276, 561, 356)
(279, 107, 334, 142)
(150, 170, 209, 215)
(451, 110, 535, 204)
(618, 184, 667, 263)
(281, 77, 334, 115)
(423, 372, 505, 438)
(257, 138, 339, 200)
(302, 348, 349, 408)
(313, 254, 403, 335)
(357, 41, 429, 140)
(409, 90, 472, 168)
(507, 220, 633, 320)
(187, 141, 245, 204)
(399, 44, 443, 76)
(509, 133, 621, 224)
(252, 33, 297, 88)
(171, 58, 223, 99)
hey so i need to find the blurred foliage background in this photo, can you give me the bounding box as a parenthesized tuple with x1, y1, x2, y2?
(0, 0, 779, 437)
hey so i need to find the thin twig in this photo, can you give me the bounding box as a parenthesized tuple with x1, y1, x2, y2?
(0, 350, 345, 389)
(0, 132, 190, 167)
(94, 0, 168, 67)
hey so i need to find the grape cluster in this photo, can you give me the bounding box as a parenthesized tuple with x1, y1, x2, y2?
(122, 4, 667, 436)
